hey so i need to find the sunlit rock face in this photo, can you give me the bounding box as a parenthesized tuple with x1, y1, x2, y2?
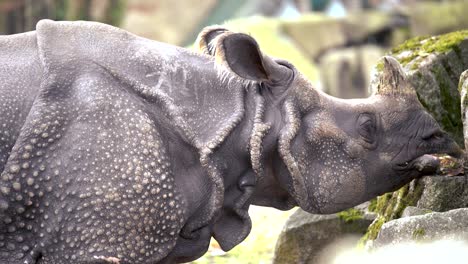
(374, 208, 468, 247)
(335, 240, 468, 264)
(272, 206, 375, 264)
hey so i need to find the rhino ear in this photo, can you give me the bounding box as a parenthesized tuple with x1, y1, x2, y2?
(214, 33, 293, 84)
(372, 56, 417, 98)
(195, 25, 230, 56)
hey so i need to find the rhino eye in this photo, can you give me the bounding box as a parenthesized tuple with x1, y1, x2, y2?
(357, 113, 376, 144)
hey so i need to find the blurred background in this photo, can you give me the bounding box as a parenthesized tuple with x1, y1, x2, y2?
(1, 0, 468, 263)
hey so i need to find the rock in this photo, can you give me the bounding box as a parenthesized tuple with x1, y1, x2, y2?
(273, 207, 374, 264)
(343, 11, 396, 45)
(460, 70, 468, 166)
(374, 30, 468, 146)
(407, 1, 468, 37)
(400, 206, 431, 218)
(282, 14, 347, 59)
(361, 174, 468, 246)
(282, 11, 396, 59)
(373, 208, 468, 247)
(121, 0, 217, 45)
(320, 45, 384, 98)
(417, 176, 468, 212)
(359, 180, 424, 245)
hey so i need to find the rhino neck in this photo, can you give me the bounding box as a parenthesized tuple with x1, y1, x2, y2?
(247, 91, 296, 210)
(249, 76, 323, 211)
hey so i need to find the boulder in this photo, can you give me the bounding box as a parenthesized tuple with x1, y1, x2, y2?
(320, 45, 384, 98)
(407, 1, 468, 37)
(121, 0, 217, 45)
(350, 31, 468, 247)
(282, 14, 347, 59)
(374, 30, 468, 147)
(460, 69, 468, 165)
(273, 207, 374, 264)
(417, 176, 468, 212)
(400, 206, 431, 218)
(373, 208, 468, 247)
(282, 11, 396, 59)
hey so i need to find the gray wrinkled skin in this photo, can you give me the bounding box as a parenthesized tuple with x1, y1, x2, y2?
(0, 20, 462, 264)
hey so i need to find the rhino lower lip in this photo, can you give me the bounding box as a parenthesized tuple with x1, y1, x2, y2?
(411, 154, 440, 174)
(395, 154, 440, 174)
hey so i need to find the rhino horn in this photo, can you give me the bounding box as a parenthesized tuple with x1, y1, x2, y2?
(372, 56, 417, 98)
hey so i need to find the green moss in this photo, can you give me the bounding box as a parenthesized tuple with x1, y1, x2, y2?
(338, 208, 364, 223)
(412, 228, 426, 241)
(431, 65, 464, 145)
(391, 36, 428, 54)
(368, 198, 378, 212)
(358, 180, 425, 246)
(390, 31, 468, 67)
(359, 217, 385, 245)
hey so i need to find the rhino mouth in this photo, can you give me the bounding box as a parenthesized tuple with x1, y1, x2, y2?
(395, 151, 464, 176)
(407, 154, 440, 174)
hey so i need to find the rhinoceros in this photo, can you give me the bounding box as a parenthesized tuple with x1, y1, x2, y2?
(0, 20, 462, 263)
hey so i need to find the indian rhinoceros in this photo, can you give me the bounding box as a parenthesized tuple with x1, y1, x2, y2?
(0, 20, 462, 264)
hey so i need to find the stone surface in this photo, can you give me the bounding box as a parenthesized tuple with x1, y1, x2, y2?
(361, 174, 468, 245)
(282, 14, 346, 59)
(407, 1, 468, 37)
(400, 206, 431, 218)
(121, 0, 217, 45)
(417, 176, 468, 212)
(373, 208, 468, 247)
(320, 45, 384, 98)
(377, 31, 468, 146)
(273, 208, 374, 264)
(283, 11, 395, 59)
(460, 70, 468, 166)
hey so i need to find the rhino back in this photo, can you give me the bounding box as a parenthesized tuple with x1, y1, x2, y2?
(0, 31, 43, 173)
(0, 19, 249, 263)
(0, 22, 192, 263)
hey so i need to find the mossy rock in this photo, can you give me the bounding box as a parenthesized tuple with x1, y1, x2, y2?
(460, 70, 468, 162)
(381, 30, 468, 146)
(274, 208, 373, 264)
(359, 180, 424, 246)
(373, 208, 468, 247)
(361, 30, 468, 246)
(360, 175, 468, 246)
(282, 11, 394, 59)
(406, 1, 468, 37)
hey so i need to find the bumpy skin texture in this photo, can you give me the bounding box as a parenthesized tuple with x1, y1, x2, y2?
(0, 21, 462, 263)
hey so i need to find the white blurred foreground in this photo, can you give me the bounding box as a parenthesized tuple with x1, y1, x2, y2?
(334, 240, 468, 264)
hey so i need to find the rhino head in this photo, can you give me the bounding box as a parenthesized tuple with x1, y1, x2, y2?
(197, 27, 462, 215)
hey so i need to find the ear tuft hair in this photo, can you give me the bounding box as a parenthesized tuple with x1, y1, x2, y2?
(195, 25, 230, 56)
(195, 26, 293, 88)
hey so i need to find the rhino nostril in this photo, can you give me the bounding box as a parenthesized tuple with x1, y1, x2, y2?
(422, 130, 444, 141)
